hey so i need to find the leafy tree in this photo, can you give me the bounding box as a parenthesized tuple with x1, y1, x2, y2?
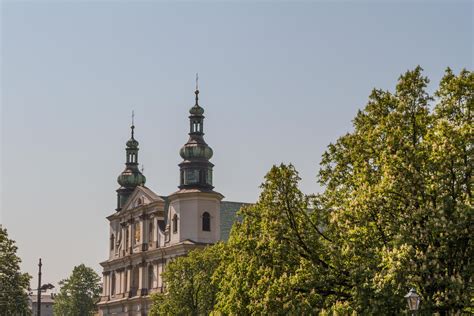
(214, 164, 335, 314)
(214, 67, 472, 315)
(151, 67, 472, 315)
(318, 66, 473, 314)
(53, 264, 101, 316)
(0, 226, 31, 315)
(149, 244, 222, 316)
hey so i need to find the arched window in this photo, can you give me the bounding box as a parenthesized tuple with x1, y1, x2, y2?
(202, 212, 211, 231)
(148, 265, 154, 290)
(110, 234, 115, 250)
(172, 214, 178, 234)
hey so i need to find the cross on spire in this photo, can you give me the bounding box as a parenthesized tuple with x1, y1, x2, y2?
(131, 110, 135, 138)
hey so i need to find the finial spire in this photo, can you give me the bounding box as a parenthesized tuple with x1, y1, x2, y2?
(131, 110, 135, 138)
(195, 73, 200, 106)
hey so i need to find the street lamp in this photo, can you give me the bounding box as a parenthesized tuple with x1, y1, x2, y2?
(404, 288, 421, 315)
(34, 258, 54, 316)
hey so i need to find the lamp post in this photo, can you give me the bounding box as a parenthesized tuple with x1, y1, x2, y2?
(405, 288, 421, 315)
(37, 258, 42, 316)
(34, 258, 54, 316)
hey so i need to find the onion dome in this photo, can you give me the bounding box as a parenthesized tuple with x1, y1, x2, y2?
(117, 167, 146, 188)
(126, 130, 139, 148)
(178, 84, 215, 190)
(115, 119, 146, 210)
(180, 142, 213, 160)
(189, 90, 204, 116)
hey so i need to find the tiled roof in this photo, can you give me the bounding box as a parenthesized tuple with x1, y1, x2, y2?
(220, 201, 249, 241)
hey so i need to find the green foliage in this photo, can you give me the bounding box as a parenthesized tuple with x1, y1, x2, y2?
(53, 264, 101, 316)
(318, 66, 473, 314)
(149, 244, 222, 316)
(150, 67, 473, 315)
(214, 164, 341, 314)
(0, 227, 31, 315)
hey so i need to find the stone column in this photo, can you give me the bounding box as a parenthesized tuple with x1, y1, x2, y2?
(104, 273, 110, 297)
(120, 222, 127, 256)
(138, 262, 148, 296)
(157, 263, 162, 289)
(126, 266, 132, 296)
(139, 213, 149, 251)
(130, 219, 135, 253)
(102, 273, 108, 297)
(120, 270, 125, 294)
(109, 271, 113, 297)
(153, 263, 158, 289)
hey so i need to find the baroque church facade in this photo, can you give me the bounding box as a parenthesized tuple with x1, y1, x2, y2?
(98, 88, 244, 315)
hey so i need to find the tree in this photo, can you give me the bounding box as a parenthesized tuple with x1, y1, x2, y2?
(149, 244, 222, 316)
(53, 264, 101, 316)
(214, 67, 473, 315)
(0, 226, 31, 315)
(318, 66, 473, 314)
(151, 67, 472, 315)
(214, 164, 335, 315)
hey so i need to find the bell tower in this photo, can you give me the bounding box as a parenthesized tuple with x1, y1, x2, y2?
(168, 81, 223, 245)
(116, 116, 146, 211)
(178, 88, 214, 190)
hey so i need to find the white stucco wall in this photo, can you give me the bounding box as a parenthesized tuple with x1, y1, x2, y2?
(168, 192, 221, 245)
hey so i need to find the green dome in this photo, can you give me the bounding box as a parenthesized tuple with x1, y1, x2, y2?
(189, 90, 204, 116)
(126, 138, 139, 148)
(117, 168, 146, 188)
(189, 104, 204, 116)
(180, 143, 213, 160)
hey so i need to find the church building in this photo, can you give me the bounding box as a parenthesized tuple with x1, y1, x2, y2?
(98, 88, 244, 315)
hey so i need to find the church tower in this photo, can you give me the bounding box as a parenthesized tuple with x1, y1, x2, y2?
(168, 84, 223, 245)
(115, 120, 146, 211)
(178, 88, 214, 189)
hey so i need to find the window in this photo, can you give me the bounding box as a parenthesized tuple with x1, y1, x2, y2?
(148, 265, 154, 290)
(110, 234, 115, 250)
(111, 273, 116, 295)
(172, 214, 178, 234)
(202, 212, 211, 231)
(185, 169, 199, 184)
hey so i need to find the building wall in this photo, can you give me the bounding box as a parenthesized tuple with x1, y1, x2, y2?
(168, 193, 221, 244)
(30, 301, 54, 316)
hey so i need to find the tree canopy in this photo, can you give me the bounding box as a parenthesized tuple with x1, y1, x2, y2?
(149, 244, 222, 316)
(53, 264, 101, 316)
(150, 67, 473, 315)
(0, 227, 31, 315)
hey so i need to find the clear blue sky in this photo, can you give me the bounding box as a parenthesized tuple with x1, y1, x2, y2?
(1, 1, 472, 290)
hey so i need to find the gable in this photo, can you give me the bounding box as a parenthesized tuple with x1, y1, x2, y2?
(121, 186, 165, 211)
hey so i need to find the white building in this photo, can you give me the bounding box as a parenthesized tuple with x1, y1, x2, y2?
(98, 88, 244, 315)
(28, 294, 55, 316)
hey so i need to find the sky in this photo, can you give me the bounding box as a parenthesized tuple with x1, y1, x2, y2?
(1, 1, 472, 291)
